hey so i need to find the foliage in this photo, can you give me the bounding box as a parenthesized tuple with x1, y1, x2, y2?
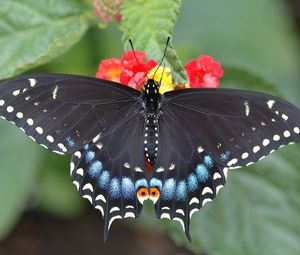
(0, 0, 300, 254)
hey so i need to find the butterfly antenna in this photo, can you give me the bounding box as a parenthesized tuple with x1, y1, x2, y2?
(129, 39, 141, 65)
(152, 36, 170, 79)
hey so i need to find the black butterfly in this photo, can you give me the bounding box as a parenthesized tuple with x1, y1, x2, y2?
(0, 72, 300, 241)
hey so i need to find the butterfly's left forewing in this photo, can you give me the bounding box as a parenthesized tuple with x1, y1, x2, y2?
(0, 74, 141, 154)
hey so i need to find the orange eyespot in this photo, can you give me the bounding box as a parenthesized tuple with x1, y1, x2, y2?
(137, 187, 149, 204)
(150, 187, 160, 198)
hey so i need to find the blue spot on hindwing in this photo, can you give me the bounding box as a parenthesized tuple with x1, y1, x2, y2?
(135, 178, 148, 190)
(176, 180, 187, 201)
(98, 170, 110, 189)
(150, 178, 162, 189)
(187, 173, 198, 192)
(121, 177, 135, 199)
(85, 150, 95, 163)
(83, 144, 89, 150)
(109, 178, 121, 198)
(204, 155, 214, 168)
(66, 136, 75, 147)
(196, 164, 209, 182)
(220, 151, 231, 161)
(88, 160, 102, 177)
(161, 178, 176, 200)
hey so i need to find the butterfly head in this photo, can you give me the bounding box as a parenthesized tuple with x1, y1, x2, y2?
(144, 79, 160, 95)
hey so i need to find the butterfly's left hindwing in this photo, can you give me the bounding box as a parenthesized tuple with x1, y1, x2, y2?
(0, 74, 141, 154)
(151, 88, 300, 239)
(70, 110, 147, 240)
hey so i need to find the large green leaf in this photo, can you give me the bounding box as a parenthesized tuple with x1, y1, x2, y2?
(121, 0, 187, 84)
(0, 0, 90, 79)
(36, 152, 84, 218)
(0, 121, 42, 239)
(157, 67, 300, 254)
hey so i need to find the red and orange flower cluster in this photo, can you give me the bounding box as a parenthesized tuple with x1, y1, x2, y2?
(96, 50, 223, 92)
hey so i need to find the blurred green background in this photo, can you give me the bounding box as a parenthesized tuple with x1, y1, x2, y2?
(0, 0, 300, 254)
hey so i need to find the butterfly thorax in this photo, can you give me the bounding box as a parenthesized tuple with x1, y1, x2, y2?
(142, 79, 161, 165)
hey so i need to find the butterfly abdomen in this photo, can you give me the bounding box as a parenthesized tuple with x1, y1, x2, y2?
(144, 116, 159, 164)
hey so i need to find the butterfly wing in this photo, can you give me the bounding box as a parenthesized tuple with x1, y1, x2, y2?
(0, 74, 141, 154)
(151, 88, 300, 239)
(70, 108, 148, 240)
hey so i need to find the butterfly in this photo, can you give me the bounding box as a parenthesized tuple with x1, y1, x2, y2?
(0, 70, 300, 241)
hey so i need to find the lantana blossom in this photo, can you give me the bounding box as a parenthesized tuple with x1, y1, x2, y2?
(96, 50, 223, 92)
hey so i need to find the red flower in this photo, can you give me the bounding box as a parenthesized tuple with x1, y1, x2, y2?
(96, 58, 121, 82)
(185, 55, 223, 88)
(120, 51, 157, 90)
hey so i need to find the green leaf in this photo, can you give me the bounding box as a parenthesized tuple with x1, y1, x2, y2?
(36, 152, 84, 218)
(221, 65, 282, 97)
(0, 121, 42, 239)
(0, 0, 90, 79)
(120, 0, 187, 84)
(157, 67, 300, 254)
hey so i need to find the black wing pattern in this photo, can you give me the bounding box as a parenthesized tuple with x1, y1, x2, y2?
(151, 88, 300, 240)
(0, 74, 149, 239)
(0, 74, 140, 154)
(70, 107, 147, 240)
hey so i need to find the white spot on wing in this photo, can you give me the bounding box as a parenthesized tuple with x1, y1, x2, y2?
(253, 146, 260, 153)
(47, 135, 54, 143)
(74, 151, 81, 158)
(189, 208, 198, 218)
(95, 194, 106, 203)
(263, 139, 270, 146)
(169, 163, 175, 170)
(13, 90, 20, 96)
(110, 207, 120, 213)
(175, 209, 185, 215)
(202, 198, 212, 206)
(213, 172, 222, 180)
(52, 85, 59, 99)
(0, 100, 5, 106)
(82, 194, 93, 204)
(160, 213, 170, 219)
(202, 187, 213, 195)
(35, 127, 43, 134)
(16, 112, 23, 118)
(29, 78, 37, 87)
(244, 101, 250, 116)
(124, 162, 130, 168)
(156, 167, 164, 173)
(283, 130, 291, 138)
(27, 118, 34, 126)
(6, 106, 14, 113)
(58, 143, 67, 152)
(189, 197, 199, 205)
(267, 100, 275, 109)
(124, 212, 135, 218)
(197, 146, 204, 153)
(108, 215, 122, 231)
(241, 152, 249, 159)
(70, 162, 75, 174)
(281, 114, 288, 121)
(294, 127, 300, 134)
(83, 183, 94, 192)
(76, 168, 84, 176)
(273, 134, 280, 141)
(134, 167, 143, 172)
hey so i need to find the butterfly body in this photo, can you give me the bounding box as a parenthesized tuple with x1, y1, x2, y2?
(0, 73, 300, 241)
(142, 79, 161, 164)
